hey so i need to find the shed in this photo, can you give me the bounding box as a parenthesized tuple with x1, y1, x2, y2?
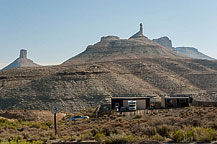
(161, 96, 190, 108)
(111, 97, 150, 111)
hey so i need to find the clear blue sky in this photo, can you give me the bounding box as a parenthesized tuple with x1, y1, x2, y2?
(0, 0, 217, 69)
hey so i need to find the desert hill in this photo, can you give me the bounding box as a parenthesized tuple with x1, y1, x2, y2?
(1, 58, 217, 112)
(2, 49, 40, 70)
(64, 24, 182, 65)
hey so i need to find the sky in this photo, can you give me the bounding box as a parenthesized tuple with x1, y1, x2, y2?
(0, 0, 217, 69)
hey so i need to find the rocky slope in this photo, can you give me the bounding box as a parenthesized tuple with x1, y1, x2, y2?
(2, 49, 40, 70)
(153, 36, 215, 60)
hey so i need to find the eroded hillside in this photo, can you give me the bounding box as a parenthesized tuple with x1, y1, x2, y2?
(1, 58, 217, 112)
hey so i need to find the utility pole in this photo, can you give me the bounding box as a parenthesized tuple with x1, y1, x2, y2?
(52, 103, 59, 135)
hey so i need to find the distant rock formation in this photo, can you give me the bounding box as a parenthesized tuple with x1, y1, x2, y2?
(64, 24, 181, 65)
(2, 49, 40, 70)
(175, 47, 215, 60)
(153, 36, 173, 50)
(153, 36, 215, 60)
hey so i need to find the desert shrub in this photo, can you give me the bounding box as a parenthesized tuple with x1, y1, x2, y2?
(156, 125, 171, 137)
(191, 118, 202, 127)
(0, 118, 19, 130)
(143, 126, 157, 138)
(90, 129, 99, 137)
(172, 130, 185, 142)
(94, 133, 105, 143)
(79, 131, 93, 141)
(116, 117, 123, 122)
(61, 135, 69, 141)
(22, 132, 30, 139)
(192, 127, 217, 142)
(41, 121, 52, 128)
(152, 134, 165, 141)
(104, 134, 136, 144)
(29, 122, 41, 129)
(101, 126, 113, 136)
(8, 135, 24, 142)
(6, 140, 43, 144)
(185, 129, 193, 142)
(134, 115, 142, 119)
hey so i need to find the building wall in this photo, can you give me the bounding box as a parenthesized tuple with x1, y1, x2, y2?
(161, 97, 166, 108)
(123, 100, 128, 107)
(137, 100, 146, 110)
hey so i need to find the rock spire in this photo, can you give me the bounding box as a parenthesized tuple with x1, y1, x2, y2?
(20, 49, 27, 58)
(140, 23, 143, 34)
(1, 49, 40, 70)
(129, 23, 147, 39)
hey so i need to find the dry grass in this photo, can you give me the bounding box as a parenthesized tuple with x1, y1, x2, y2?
(0, 106, 217, 143)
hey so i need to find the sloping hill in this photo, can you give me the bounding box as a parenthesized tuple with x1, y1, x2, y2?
(1, 58, 217, 112)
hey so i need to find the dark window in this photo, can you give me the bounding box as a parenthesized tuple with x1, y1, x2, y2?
(179, 99, 186, 103)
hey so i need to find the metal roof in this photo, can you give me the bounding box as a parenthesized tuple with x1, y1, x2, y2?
(111, 97, 150, 100)
(164, 97, 189, 99)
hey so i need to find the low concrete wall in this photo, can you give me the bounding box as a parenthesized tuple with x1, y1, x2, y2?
(192, 101, 217, 107)
(120, 110, 161, 117)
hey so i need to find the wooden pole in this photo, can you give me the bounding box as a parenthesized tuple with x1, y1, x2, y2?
(54, 113, 57, 135)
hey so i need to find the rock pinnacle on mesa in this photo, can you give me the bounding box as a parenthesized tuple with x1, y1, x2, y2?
(2, 49, 40, 70)
(129, 23, 147, 39)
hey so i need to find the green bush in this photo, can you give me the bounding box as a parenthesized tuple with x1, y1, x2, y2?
(193, 127, 217, 142)
(94, 133, 106, 143)
(156, 125, 171, 137)
(185, 130, 193, 142)
(0, 118, 19, 130)
(172, 130, 185, 142)
(152, 134, 165, 141)
(143, 126, 157, 138)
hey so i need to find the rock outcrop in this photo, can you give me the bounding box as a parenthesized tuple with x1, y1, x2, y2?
(2, 49, 40, 70)
(64, 24, 181, 65)
(153, 36, 215, 60)
(153, 36, 173, 50)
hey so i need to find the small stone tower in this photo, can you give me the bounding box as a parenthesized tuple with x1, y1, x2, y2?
(20, 49, 27, 58)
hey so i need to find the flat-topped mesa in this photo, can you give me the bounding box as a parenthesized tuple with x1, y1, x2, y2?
(20, 49, 27, 58)
(100, 36, 120, 42)
(129, 23, 148, 39)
